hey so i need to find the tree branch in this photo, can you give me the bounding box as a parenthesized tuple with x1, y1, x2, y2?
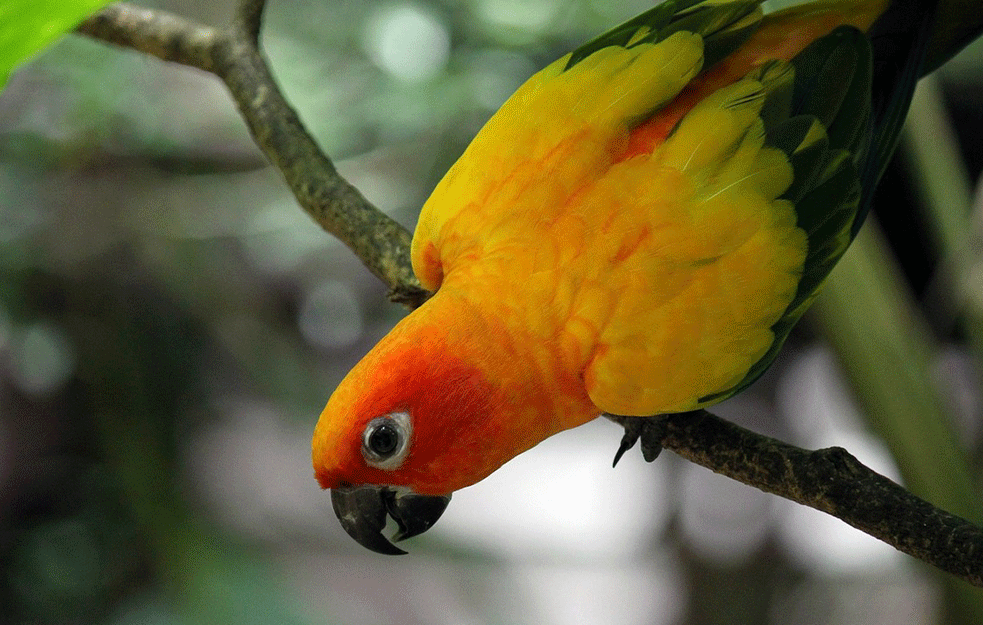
(75, 4, 218, 71)
(76, 2, 983, 586)
(235, 0, 266, 43)
(607, 411, 983, 586)
(77, 2, 428, 307)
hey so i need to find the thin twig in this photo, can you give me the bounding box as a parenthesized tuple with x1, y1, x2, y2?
(75, 4, 218, 71)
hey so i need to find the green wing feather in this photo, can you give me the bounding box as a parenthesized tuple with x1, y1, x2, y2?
(699, 17, 915, 404)
(565, 0, 765, 71)
(695, 0, 981, 405)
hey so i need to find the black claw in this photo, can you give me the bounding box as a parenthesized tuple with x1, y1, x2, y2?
(331, 485, 451, 555)
(639, 432, 664, 462)
(612, 428, 638, 467)
(606, 414, 667, 465)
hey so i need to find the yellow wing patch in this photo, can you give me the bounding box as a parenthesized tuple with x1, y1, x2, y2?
(411, 27, 807, 418)
(582, 79, 807, 416)
(411, 32, 705, 292)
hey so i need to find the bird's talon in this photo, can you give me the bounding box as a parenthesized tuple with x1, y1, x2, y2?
(612, 428, 638, 467)
(608, 414, 666, 465)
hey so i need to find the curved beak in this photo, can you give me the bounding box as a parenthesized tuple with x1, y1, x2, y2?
(330, 486, 451, 555)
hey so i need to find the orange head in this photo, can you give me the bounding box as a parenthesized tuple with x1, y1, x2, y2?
(312, 295, 549, 554)
(313, 290, 596, 553)
(312, 292, 556, 495)
(313, 329, 497, 496)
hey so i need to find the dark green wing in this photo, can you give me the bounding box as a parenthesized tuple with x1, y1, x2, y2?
(699, 0, 939, 405)
(565, 0, 766, 71)
(856, 0, 940, 234)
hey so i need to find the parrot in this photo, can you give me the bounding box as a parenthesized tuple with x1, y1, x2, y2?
(312, 0, 983, 554)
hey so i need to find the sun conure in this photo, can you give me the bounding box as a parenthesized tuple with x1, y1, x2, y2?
(313, 0, 983, 554)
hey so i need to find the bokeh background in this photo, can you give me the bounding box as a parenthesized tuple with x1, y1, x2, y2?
(1, 0, 983, 623)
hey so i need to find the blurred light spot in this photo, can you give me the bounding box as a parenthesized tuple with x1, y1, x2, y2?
(775, 479, 906, 575)
(364, 3, 450, 82)
(299, 281, 364, 349)
(9, 322, 76, 395)
(336, 158, 408, 216)
(507, 560, 683, 625)
(436, 418, 668, 560)
(679, 463, 773, 564)
(478, 0, 561, 37)
(0, 166, 47, 242)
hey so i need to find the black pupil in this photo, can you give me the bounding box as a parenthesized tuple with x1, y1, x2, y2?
(368, 422, 399, 457)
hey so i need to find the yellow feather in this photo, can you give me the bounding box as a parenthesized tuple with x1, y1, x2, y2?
(412, 22, 807, 418)
(657, 78, 766, 173)
(412, 31, 705, 291)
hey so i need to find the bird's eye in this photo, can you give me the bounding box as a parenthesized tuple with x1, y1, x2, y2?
(361, 412, 411, 470)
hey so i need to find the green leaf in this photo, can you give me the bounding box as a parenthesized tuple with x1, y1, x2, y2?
(0, 0, 112, 88)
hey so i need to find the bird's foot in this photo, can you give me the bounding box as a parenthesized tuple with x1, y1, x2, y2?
(606, 410, 708, 467)
(606, 414, 667, 467)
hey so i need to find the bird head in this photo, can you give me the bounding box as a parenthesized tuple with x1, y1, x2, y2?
(312, 299, 541, 554)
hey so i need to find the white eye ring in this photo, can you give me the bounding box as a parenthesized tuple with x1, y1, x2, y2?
(361, 411, 412, 470)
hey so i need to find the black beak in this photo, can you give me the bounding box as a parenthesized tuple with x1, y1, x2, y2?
(330, 486, 451, 555)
